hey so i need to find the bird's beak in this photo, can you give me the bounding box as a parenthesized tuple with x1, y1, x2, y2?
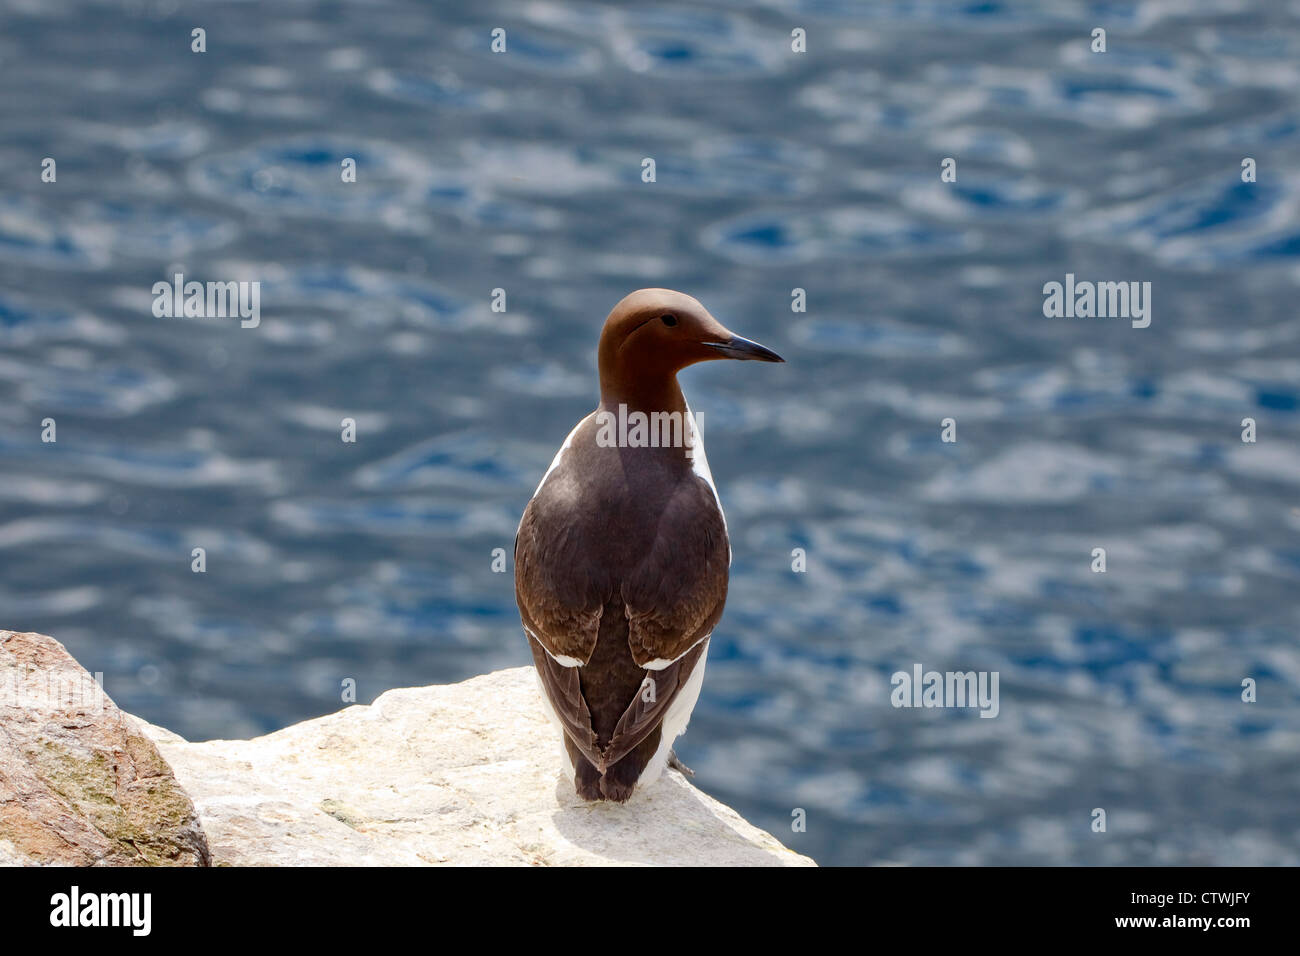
(704, 334, 785, 363)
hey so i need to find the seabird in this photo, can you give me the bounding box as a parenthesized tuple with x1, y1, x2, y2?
(515, 288, 784, 801)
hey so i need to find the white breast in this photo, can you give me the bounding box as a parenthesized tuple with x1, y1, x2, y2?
(686, 403, 730, 566)
(531, 412, 591, 499)
(639, 639, 710, 787)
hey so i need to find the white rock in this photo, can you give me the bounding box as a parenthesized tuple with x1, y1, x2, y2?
(137, 667, 814, 867)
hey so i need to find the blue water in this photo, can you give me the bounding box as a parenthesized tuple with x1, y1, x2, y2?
(2, 1, 1299, 866)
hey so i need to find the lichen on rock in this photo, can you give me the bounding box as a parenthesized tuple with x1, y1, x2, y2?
(0, 630, 210, 866)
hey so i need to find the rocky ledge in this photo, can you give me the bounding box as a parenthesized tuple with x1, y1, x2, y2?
(0, 630, 209, 866)
(1, 630, 812, 867)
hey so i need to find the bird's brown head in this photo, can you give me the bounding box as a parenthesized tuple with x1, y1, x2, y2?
(596, 288, 783, 409)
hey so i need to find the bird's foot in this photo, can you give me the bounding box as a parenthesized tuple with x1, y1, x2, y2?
(668, 750, 695, 777)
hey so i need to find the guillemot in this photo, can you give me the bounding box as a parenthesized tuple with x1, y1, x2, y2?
(514, 288, 783, 801)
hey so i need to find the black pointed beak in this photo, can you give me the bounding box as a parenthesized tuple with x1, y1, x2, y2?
(705, 334, 785, 363)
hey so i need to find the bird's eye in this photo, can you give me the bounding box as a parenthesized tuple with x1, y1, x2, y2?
(660, 313, 677, 327)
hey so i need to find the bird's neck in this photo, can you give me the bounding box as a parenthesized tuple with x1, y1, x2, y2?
(598, 370, 688, 418)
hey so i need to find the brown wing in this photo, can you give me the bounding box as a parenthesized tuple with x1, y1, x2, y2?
(514, 487, 603, 666)
(584, 475, 727, 768)
(526, 633, 604, 768)
(621, 475, 729, 668)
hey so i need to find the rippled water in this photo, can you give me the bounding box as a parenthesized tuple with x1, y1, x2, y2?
(3, 1, 1299, 866)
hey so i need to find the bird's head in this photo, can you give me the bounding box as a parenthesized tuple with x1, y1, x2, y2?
(597, 289, 783, 396)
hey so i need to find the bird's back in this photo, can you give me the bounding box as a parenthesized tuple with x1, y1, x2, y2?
(515, 410, 730, 799)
